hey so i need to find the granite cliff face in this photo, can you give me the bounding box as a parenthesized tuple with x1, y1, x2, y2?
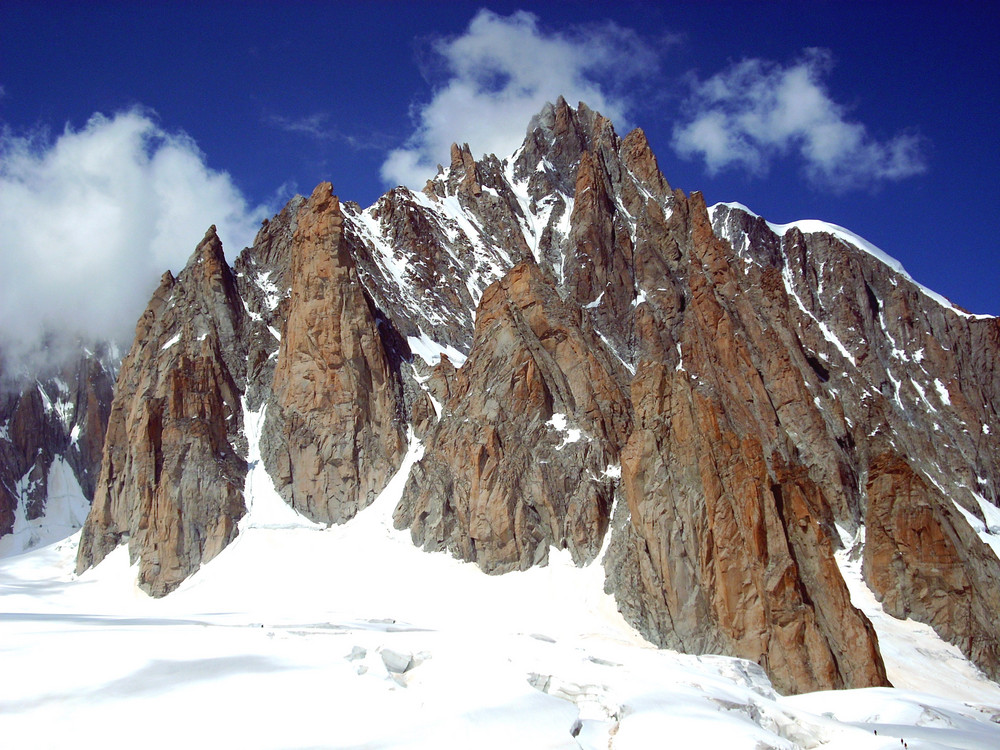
(602, 192, 889, 693)
(261, 184, 406, 524)
(0, 348, 114, 555)
(67, 99, 1000, 694)
(864, 454, 1000, 678)
(394, 260, 631, 571)
(76, 227, 250, 595)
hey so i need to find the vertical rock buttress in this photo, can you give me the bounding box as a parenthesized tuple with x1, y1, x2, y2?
(262, 183, 406, 524)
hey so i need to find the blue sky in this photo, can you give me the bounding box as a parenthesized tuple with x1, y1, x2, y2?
(1, 1, 997, 365)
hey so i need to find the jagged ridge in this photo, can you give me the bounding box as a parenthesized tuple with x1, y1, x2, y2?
(67, 98, 1000, 694)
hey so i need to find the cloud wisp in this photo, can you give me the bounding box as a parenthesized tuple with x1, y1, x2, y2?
(381, 9, 659, 189)
(0, 109, 269, 377)
(672, 48, 926, 190)
(265, 112, 395, 151)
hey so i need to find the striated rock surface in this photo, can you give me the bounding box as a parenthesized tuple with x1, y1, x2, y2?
(261, 183, 406, 524)
(232, 194, 303, 411)
(77, 227, 248, 595)
(66, 99, 1000, 695)
(0, 348, 114, 554)
(602, 191, 888, 694)
(705, 201, 1000, 683)
(864, 453, 1000, 680)
(395, 260, 631, 571)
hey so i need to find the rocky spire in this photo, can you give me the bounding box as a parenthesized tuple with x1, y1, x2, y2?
(261, 183, 406, 524)
(65, 99, 1000, 695)
(76, 226, 248, 595)
(395, 260, 631, 570)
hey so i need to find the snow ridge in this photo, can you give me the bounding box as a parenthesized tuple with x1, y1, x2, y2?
(711, 201, 994, 319)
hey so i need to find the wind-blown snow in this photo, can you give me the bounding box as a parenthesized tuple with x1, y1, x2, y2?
(239, 401, 322, 531)
(36, 380, 75, 431)
(502, 156, 575, 277)
(583, 290, 605, 309)
(951, 491, 1000, 562)
(711, 202, 995, 319)
(597, 330, 635, 376)
(547, 412, 585, 449)
(254, 271, 281, 312)
(602, 464, 622, 480)
(781, 260, 857, 366)
(933, 378, 952, 406)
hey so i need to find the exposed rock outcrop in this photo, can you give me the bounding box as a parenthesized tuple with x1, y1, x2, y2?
(603, 191, 888, 694)
(232, 194, 303, 411)
(0, 348, 114, 552)
(64, 99, 1000, 696)
(77, 227, 248, 595)
(864, 453, 1000, 680)
(395, 260, 631, 570)
(708, 201, 1000, 682)
(261, 183, 406, 524)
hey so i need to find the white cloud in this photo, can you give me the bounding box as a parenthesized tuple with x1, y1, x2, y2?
(0, 109, 270, 376)
(381, 9, 658, 188)
(264, 112, 393, 151)
(673, 48, 926, 189)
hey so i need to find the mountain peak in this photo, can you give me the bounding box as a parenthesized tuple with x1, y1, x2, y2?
(56, 101, 1000, 698)
(187, 222, 228, 277)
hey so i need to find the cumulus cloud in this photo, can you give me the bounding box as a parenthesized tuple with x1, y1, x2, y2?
(673, 48, 926, 189)
(381, 9, 658, 188)
(0, 109, 270, 377)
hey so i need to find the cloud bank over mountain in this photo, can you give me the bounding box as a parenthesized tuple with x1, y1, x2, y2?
(380, 9, 657, 188)
(0, 109, 269, 376)
(382, 14, 926, 195)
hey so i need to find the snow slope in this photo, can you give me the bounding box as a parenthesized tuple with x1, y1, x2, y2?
(710, 201, 995, 319)
(0, 456, 89, 558)
(2, 435, 1000, 749)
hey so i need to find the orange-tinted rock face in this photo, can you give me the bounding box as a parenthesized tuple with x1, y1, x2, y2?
(261, 183, 406, 524)
(863, 454, 1000, 680)
(67, 100, 1000, 696)
(395, 261, 631, 571)
(77, 227, 247, 595)
(600, 192, 889, 694)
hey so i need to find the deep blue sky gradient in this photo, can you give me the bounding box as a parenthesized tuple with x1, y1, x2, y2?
(2, 1, 997, 314)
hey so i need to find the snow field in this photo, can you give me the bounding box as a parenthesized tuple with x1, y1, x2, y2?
(4, 394, 999, 739)
(0, 456, 90, 558)
(2, 421, 1000, 748)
